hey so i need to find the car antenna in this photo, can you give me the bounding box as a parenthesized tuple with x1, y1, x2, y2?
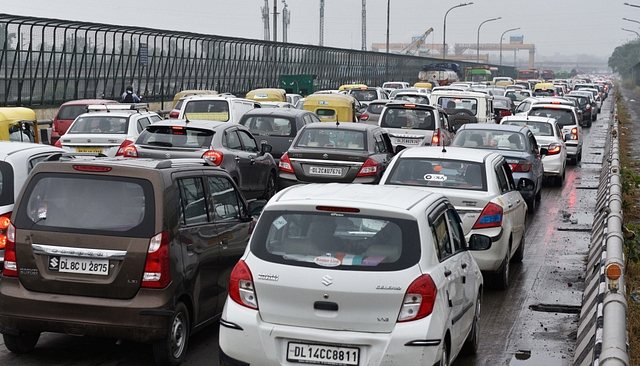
(336, 121, 340, 127)
(440, 129, 447, 153)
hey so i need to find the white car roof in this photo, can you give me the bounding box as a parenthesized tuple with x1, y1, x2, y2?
(0, 141, 62, 157)
(430, 90, 492, 99)
(396, 146, 501, 164)
(500, 115, 558, 125)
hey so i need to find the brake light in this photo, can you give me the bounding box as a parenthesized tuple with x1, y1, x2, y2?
(54, 139, 62, 148)
(509, 161, 532, 172)
(547, 143, 562, 155)
(359, 113, 370, 121)
(586, 104, 591, 111)
(500, 110, 512, 117)
(73, 165, 112, 172)
(169, 110, 180, 119)
(229, 260, 258, 309)
(357, 158, 378, 177)
(571, 127, 578, 135)
(404, 104, 416, 108)
(202, 150, 223, 165)
(115, 139, 134, 157)
(141, 231, 171, 289)
(431, 128, 440, 146)
(316, 206, 360, 213)
(0, 213, 10, 250)
(2, 222, 17, 277)
(472, 202, 503, 229)
(397, 274, 437, 322)
(122, 145, 138, 158)
(279, 152, 295, 173)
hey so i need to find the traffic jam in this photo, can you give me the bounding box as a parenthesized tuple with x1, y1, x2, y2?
(0, 71, 614, 366)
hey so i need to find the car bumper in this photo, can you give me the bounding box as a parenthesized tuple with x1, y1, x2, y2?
(278, 173, 378, 189)
(0, 277, 174, 342)
(219, 300, 447, 366)
(542, 155, 564, 176)
(565, 143, 580, 157)
(467, 226, 507, 272)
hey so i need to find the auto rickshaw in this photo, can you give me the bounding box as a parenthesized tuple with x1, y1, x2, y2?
(302, 94, 359, 122)
(338, 83, 368, 91)
(172, 90, 218, 108)
(0, 107, 40, 143)
(413, 82, 433, 90)
(245, 88, 287, 102)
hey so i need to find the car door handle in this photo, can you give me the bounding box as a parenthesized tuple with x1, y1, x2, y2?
(508, 203, 513, 208)
(235, 156, 240, 162)
(220, 237, 228, 249)
(461, 263, 467, 269)
(250, 158, 256, 164)
(187, 244, 195, 252)
(444, 269, 452, 277)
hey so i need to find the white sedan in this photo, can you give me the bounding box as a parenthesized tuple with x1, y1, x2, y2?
(380, 146, 528, 290)
(501, 115, 567, 186)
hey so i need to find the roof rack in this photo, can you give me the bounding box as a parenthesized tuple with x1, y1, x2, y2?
(155, 158, 216, 169)
(86, 103, 149, 113)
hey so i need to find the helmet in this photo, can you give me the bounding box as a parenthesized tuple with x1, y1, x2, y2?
(126, 85, 133, 92)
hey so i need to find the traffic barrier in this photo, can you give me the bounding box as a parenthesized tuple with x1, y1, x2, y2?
(573, 93, 629, 366)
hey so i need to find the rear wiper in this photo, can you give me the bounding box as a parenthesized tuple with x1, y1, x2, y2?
(147, 141, 173, 147)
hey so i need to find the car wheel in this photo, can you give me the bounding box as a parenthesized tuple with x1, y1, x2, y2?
(461, 293, 481, 355)
(587, 119, 592, 128)
(440, 339, 450, 366)
(569, 155, 577, 165)
(153, 302, 190, 366)
(3, 331, 40, 354)
(495, 252, 510, 290)
(526, 197, 535, 214)
(513, 234, 525, 262)
(554, 169, 565, 187)
(262, 171, 277, 200)
(535, 187, 542, 202)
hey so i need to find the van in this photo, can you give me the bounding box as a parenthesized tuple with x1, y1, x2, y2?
(430, 90, 496, 124)
(175, 94, 257, 124)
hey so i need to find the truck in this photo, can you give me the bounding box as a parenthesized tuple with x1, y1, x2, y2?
(418, 63, 461, 86)
(517, 69, 540, 80)
(540, 70, 555, 81)
(465, 66, 493, 83)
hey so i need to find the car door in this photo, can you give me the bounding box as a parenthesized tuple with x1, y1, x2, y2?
(372, 130, 393, 177)
(527, 132, 544, 190)
(495, 160, 526, 251)
(175, 174, 221, 325)
(237, 128, 267, 193)
(222, 127, 254, 195)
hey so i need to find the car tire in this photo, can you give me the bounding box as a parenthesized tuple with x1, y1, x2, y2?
(3, 331, 40, 354)
(535, 187, 542, 202)
(586, 119, 592, 128)
(262, 171, 277, 200)
(569, 155, 578, 165)
(554, 169, 565, 187)
(461, 293, 481, 356)
(513, 235, 525, 262)
(440, 339, 450, 366)
(526, 197, 536, 214)
(495, 252, 510, 290)
(153, 302, 190, 366)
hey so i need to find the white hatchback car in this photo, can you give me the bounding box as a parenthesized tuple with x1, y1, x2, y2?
(380, 146, 528, 290)
(501, 116, 567, 186)
(219, 183, 491, 366)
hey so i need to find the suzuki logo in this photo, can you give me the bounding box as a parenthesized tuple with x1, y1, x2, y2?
(87, 139, 91, 143)
(165, 153, 171, 158)
(322, 275, 333, 286)
(323, 153, 329, 159)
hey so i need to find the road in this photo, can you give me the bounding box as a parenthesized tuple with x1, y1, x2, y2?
(0, 100, 611, 366)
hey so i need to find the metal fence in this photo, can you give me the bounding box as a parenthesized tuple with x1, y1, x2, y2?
(0, 13, 516, 108)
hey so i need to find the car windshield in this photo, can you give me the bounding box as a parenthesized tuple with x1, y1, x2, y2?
(183, 100, 230, 121)
(386, 158, 487, 191)
(57, 105, 91, 120)
(529, 107, 576, 126)
(379, 107, 436, 130)
(439, 97, 478, 116)
(350, 90, 378, 101)
(295, 129, 366, 150)
(249, 210, 421, 271)
(241, 116, 294, 137)
(137, 126, 214, 148)
(367, 103, 386, 114)
(501, 121, 554, 137)
(68, 116, 128, 134)
(453, 130, 527, 151)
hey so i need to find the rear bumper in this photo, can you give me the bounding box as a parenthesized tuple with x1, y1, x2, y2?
(542, 155, 564, 176)
(278, 173, 377, 189)
(467, 227, 508, 272)
(0, 277, 174, 342)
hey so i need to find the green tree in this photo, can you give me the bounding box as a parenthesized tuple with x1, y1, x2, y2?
(608, 41, 640, 79)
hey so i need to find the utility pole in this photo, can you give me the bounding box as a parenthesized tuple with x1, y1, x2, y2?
(282, 0, 290, 43)
(273, 0, 278, 42)
(362, 0, 366, 51)
(319, 0, 325, 46)
(262, 0, 270, 41)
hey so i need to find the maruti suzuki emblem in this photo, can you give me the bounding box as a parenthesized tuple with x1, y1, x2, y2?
(87, 139, 91, 143)
(165, 153, 171, 158)
(322, 275, 333, 286)
(323, 153, 329, 159)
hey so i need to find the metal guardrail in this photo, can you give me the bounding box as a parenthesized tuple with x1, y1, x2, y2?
(0, 13, 516, 108)
(574, 92, 629, 366)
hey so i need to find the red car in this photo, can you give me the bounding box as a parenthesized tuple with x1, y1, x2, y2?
(51, 99, 118, 143)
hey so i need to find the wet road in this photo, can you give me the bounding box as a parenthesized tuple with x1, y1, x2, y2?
(0, 100, 612, 366)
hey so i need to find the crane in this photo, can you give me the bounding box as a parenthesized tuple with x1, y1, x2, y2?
(401, 27, 434, 56)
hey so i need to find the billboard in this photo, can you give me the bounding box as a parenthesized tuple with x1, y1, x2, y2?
(510, 34, 524, 44)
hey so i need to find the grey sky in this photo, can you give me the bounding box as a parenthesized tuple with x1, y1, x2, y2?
(0, 0, 633, 59)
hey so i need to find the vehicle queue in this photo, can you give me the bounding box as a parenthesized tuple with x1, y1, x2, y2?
(0, 75, 614, 366)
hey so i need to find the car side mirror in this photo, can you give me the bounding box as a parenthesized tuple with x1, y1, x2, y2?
(395, 145, 407, 154)
(261, 143, 273, 155)
(517, 177, 535, 191)
(539, 147, 549, 156)
(564, 133, 573, 142)
(468, 234, 492, 251)
(247, 199, 267, 217)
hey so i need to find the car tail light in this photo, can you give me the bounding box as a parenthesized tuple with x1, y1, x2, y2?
(202, 150, 223, 165)
(3, 222, 17, 277)
(115, 139, 134, 157)
(586, 104, 591, 111)
(122, 145, 138, 158)
(431, 129, 440, 146)
(547, 143, 562, 155)
(357, 158, 378, 177)
(0, 213, 11, 250)
(359, 113, 370, 121)
(472, 202, 503, 230)
(508, 161, 532, 172)
(500, 110, 512, 117)
(169, 110, 180, 119)
(279, 152, 295, 173)
(229, 260, 258, 309)
(54, 139, 62, 148)
(397, 274, 437, 322)
(141, 231, 171, 289)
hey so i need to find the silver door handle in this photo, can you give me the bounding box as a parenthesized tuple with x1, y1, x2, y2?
(508, 203, 513, 208)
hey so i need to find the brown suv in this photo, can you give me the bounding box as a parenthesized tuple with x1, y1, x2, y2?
(0, 155, 265, 366)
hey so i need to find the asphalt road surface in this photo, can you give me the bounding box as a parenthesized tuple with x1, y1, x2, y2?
(0, 99, 612, 366)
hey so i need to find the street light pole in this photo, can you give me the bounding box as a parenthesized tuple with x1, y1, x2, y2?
(386, 0, 390, 53)
(477, 17, 501, 63)
(625, 2, 640, 8)
(622, 28, 640, 39)
(499, 27, 520, 66)
(623, 17, 640, 26)
(442, 2, 473, 60)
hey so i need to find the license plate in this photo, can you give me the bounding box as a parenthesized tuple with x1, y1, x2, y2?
(309, 166, 343, 176)
(395, 138, 420, 145)
(48, 256, 109, 276)
(76, 147, 103, 153)
(287, 342, 360, 366)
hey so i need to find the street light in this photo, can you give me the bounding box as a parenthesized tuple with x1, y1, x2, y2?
(477, 17, 501, 63)
(625, 2, 640, 8)
(442, 2, 473, 59)
(623, 17, 640, 25)
(499, 27, 520, 66)
(622, 27, 640, 39)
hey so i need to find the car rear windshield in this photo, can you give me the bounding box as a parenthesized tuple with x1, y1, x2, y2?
(395, 94, 430, 105)
(438, 97, 478, 116)
(350, 90, 378, 102)
(14, 174, 155, 238)
(386, 158, 487, 191)
(295, 128, 366, 150)
(137, 126, 214, 148)
(56, 105, 90, 120)
(505, 91, 531, 102)
(366, 103, 386, 114)
(493, 99, 511, 109)
(453, 129, 526, 151)
(184, 100, 230, 121)
(502, 121, 554, 137)
(250, 210, 420, 271)
(529, 107, 576, 127)
(241, 116, 295, 137)
(380, 107, 436, 130)
(68, 116, 129, 134)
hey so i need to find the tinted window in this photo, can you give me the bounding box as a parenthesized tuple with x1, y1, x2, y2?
(386, 158, 487, 191)
(225, 130, 243, 150)
(446, 209, 464, 253)
(432, 213, 452, 260)
(439, 97, 478, 116)
(453, 130, 526, 151)
(350, 90, 378, 102)
(250, 211, 420, 271)
(496, 164, 510, 193)
(57, 105, 90, 120)
(295, 128, 366, 150)
(208, 176, 242, 221)
(241, 116, 294, 137)
(502, 121, 554, 137)
(0, 162, 14, 206)
(137, 117, 150, 133)
(178, 177, 208, 225)
(68, 116, 128, 134)
(529, 107, 575, 126)
(367, 103, 386, 114)
(184, 100, 230, 122)
(380, 107, 436, 130)
(138, 126, 214, 148)
(238, 130, 258, 152)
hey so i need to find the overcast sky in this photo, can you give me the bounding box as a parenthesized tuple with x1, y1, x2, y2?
(0, 0, 633, 59)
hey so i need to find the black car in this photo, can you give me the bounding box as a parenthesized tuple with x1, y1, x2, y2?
(564, 94, 593, 127)
(122, 120, 278, 200)
(493, 95, 516, 124)
(238, 108, 321, 164)
(278, 122, 396, 188)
